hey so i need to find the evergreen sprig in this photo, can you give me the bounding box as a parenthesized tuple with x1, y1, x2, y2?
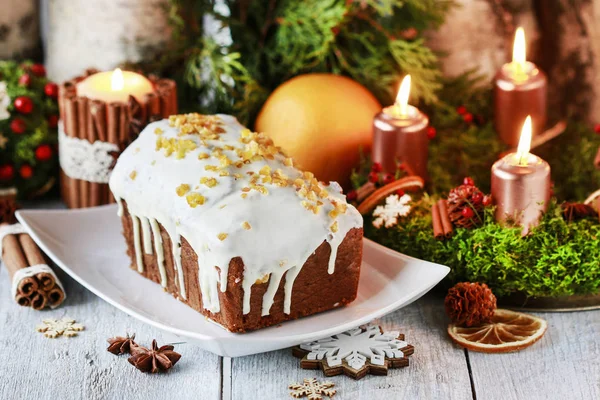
(158, 0, 453, 125)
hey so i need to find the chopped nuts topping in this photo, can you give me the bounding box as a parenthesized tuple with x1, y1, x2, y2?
(129, 171, 137, 180)
(242, 221, 252, 230)
(154, 127, 164, 135)
(217, 233, 228, 241)
(330, 221, 339, 233)
(176, 184, 190, 196)
(200, 177, 218, 188)
(186, 193, 205, 208)
(198, 153, 210, 160)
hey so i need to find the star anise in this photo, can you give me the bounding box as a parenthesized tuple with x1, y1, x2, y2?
(562, 202, 598, 222)
(128, 339, 181, 373)
(107, 333, 138, 355)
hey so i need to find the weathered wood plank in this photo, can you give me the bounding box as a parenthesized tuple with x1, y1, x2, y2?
(468, 309, 600, 400)
(0, 267, 222, 400)
(230, 296, 473, 400)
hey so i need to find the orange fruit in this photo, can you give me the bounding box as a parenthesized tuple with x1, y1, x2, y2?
(447, 309, 547, 353)
(255, 74, 381, 188)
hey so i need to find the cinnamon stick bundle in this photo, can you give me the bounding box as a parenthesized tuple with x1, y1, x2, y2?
(58, 72, 178, 209)
(431, 200, 454, 240)
(0, 223, 66, 309)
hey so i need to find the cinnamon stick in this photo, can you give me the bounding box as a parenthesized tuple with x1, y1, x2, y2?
(431, 202, 444, 240)
(18, 233, 54, 291)
(1, 223, 66, 309)
(145, 92, 161, 122)
(46, 287, 66, 308)
(30, 291, 48, 311)
(437, 199, 454, 238)
(77, 97, 90, 208)
(356, 182, 376, 203)
(64, 96, 80, 209)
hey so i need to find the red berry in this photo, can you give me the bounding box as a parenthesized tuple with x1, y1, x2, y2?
(0, 164, 14, 181)
(30, 64, 46, 77)
(383, 173, 395, 185)
(461, 207, 475, 218)
(397, 163, 406, 172)
(456, 105, 467, 115)
(471, 191, 484, 205)
(44, 82, 59, 99)
(10, 118, 26, 134)
(482, 195, 493, 206)
(368, 171, 379, 183)
(371, 162, 383, 173)
(35, 144, 53, 161)
(14, 96, 34, 114)
(463, 177, 475, 186)
(19, 164, 33, 179)
(595, 124, 600, 134)
(396, 189, 405, 197)
(463, 113, 474, 124)
(18, 73, 31, 87)
(47, 115, 59, 129)
(346, 190, 357, 201)
(426, 126, 437, 140)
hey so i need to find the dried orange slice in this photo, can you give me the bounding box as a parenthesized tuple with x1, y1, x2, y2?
(447, 309, 547, 353)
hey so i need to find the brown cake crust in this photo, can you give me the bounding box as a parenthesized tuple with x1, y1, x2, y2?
(119, 201, 362, 332)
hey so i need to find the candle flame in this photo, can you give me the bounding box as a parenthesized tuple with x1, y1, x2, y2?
(512, 27, 526, 72)
(516, 115, 532, 165)
(394, 75, 411, 116)
(111, 68, 124, 91)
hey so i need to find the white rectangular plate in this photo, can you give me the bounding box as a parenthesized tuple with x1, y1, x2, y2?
(17, 205, 449, 357)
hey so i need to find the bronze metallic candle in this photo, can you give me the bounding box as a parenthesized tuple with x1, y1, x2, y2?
(494, 27, 547, 147)
(372, 75, 429, 180)
(491, 116, 551, 233)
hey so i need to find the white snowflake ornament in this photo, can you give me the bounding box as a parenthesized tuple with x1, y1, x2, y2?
(293, 325, 414, 380)
(0, 82, 10, 120)
(289, 378, 336, 399)
(372, 193, 412, 228)
(36, 318, 84, 338)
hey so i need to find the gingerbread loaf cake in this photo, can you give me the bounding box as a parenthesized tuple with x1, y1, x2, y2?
(109, 113, 363, 332)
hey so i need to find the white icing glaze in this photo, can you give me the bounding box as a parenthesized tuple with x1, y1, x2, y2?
(140, 216, 153, 255)
(149, 218, 167, 287)
(109, 114, 362, 316)
(131, 215, 144, 273)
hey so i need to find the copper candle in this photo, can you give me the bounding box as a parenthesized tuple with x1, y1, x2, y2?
(494, 27, 547, 147)
(372, 75, 429, 180)
(491, 116, 551, 233)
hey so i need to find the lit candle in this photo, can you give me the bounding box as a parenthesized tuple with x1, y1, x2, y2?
(75, 68, 154, 103)
(372, 75, 429, 180)
(491, 116, 551, 233)
(494, 27, 547, 147)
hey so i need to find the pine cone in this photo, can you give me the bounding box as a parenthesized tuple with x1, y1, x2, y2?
(561, 202, 598, 222)
(445, 282, 497, 327)
(447, 184, 488, 228)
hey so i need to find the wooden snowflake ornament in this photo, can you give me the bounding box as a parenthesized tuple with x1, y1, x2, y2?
(292, 325, 414, 380)
(36, 318, 84, 338)
(289, 378, 336, 399)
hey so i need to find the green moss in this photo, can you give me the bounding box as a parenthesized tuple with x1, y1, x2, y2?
(364, 198, 600, 297)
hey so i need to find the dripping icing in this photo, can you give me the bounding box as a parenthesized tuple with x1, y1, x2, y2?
(140, 216, 153, 254)
(131, 215, 144, 273)
(149, 218, 167, 287)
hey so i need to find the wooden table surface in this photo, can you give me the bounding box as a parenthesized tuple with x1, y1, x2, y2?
(1, 201, 599, 400)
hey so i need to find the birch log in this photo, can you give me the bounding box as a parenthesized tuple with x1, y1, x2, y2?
(44, 0, 172, 82)
(428, 0, 600, 123)
(0, 0, 40, 60)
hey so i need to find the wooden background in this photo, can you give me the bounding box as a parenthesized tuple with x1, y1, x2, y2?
(1, 261, 598, 400)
